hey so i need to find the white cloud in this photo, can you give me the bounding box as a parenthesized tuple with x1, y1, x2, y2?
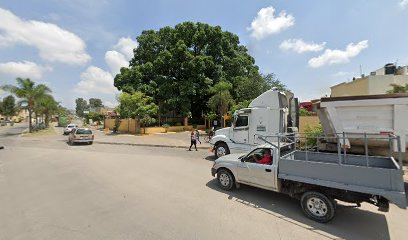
(75, 66, 118, 95)
(332, 71, 353, 77)
(103, 101, 117, 108)
(74, 37, 136, 97)
(400, 0, 408, 9)
(113, 37, 138, 59)
(105, 50, 128, 75)
(0, 8, 90, 65)
(104, 37, 137, 74)
(248, 6, 295, 40)
(308, 40, 368, 68)
(0, 61, 52, 79)
(280, 39, 326, 53)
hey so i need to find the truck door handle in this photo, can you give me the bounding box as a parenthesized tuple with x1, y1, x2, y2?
(265, 169, 271, 172)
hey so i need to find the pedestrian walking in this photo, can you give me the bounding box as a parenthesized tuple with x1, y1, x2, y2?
(195, 129, 201, 144)
(189, 130, 198, 151)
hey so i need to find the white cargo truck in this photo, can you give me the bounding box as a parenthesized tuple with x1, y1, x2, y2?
(317, 93, 408, 157)
(209, 89, 299, 158)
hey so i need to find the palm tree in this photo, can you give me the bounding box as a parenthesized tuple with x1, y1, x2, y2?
(1, 78, 51, 132)
(208, 81, 235, 127)
(36, 95, 59, 127)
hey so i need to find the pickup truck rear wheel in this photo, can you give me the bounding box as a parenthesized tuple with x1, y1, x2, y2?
(215, 143, 230, 158)
(301, 191, 336, 223)
(217, 169, 235, 191)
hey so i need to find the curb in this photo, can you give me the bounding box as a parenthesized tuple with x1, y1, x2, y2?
(94, 141, 209, 150)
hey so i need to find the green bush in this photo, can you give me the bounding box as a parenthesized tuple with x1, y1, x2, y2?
(162, 124, 170, 128)
(303, 124, 323, 148)
(299, 108, 314, 116)
(175, 122, 182, 126)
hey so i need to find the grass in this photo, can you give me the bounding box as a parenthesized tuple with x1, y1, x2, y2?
(22, 126, 57, 137)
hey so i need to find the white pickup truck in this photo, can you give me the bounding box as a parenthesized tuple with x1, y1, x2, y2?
(211, 134, 406, 223)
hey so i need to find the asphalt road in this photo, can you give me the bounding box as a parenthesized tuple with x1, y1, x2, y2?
(0, 124, 407, 240)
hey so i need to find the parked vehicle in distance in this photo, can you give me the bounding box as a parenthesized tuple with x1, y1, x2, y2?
(211, 134, 406, 223)
(63, 124, 78, 135)
(68, 128, 94, 145)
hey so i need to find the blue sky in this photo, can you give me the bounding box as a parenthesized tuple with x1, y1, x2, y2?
(1, 0, 408, 108)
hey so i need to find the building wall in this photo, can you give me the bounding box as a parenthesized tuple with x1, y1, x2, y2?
(368, 75, 408, 94)
(104, 118, 205, 134)
(331, 74, 408, 97)
(331, 77, 369, 97)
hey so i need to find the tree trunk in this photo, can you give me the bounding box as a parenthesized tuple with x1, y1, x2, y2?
(45, 113, 49, 127)
(28, 109, 33, 133)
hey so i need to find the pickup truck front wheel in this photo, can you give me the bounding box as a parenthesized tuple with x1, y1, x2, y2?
(301, 191, 336, 223)
(217, 169, 235, 191)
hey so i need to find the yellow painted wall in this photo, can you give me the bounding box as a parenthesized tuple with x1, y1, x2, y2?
(143, 127, 166, 134)
(330, 77, 369, 97)
(368, 75, 408, 94)
(104, 118, 204, 134)
(104, 118, 139, 133)
(331, 75, 408, 97)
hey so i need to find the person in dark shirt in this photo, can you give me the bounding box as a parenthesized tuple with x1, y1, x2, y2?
(189, 130, 198, 151)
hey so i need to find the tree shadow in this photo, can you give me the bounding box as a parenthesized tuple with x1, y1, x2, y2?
(206, 179, 391, 240)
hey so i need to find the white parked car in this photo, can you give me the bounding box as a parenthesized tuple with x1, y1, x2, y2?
(63, 124, 78, 135)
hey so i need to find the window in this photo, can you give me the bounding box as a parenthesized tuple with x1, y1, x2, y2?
(235, 115, 248, 127)
(76, 129, 92, 134)
(245, 148, 273, 165)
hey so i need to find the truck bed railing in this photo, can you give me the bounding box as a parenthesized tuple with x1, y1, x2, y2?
(256, 133, 403, 169)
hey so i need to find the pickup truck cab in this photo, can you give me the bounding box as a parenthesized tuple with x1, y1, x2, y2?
(211, 135, 406, 223)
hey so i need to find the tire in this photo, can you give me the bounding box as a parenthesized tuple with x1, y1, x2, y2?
(215, 142, 230, 158)
(89, 141, 93, 145)
(300, 191, 336, 223)
(217, 169, 235, 191)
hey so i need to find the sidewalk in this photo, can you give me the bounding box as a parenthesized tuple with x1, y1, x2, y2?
(92, 127, 210, 150)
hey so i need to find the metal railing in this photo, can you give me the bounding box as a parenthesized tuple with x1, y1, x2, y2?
(256, 132, 403, 169)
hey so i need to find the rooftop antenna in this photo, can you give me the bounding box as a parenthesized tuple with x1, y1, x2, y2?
(359, 64, 363, 76)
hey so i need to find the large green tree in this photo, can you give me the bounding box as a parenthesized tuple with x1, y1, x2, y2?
(114, 22, 262, 121)
(75, 98, 88, 117)
(116, 91, 159, 131)
(1, 78, 51, 132)
(262, 73, 290, 92)
(89, 98, 104, 108)
(1, 95, 17, 119)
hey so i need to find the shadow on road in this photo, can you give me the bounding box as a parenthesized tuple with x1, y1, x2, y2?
(65, 141, 93, 147)
(206, 179, 390, 240)
(203, 155, 216, 161)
